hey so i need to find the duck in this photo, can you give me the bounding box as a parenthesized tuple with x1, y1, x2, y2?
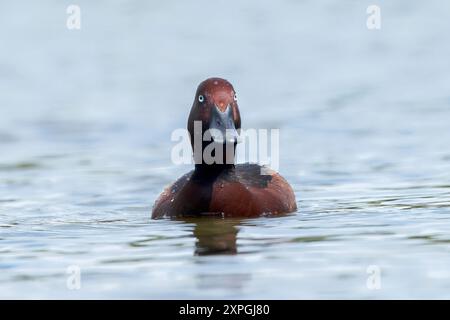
(152, 77, 297, 218)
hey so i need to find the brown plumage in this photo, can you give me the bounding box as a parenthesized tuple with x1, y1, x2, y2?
(152, 78, 297, 219)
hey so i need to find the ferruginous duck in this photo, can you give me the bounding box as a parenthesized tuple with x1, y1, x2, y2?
(152, 78, 297, 218)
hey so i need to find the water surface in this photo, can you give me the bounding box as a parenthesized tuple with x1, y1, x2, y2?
(1, 0, 450, 299)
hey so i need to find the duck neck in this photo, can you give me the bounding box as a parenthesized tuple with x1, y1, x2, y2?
(193, 141, 236, 176)
(194, 163, 234, 176)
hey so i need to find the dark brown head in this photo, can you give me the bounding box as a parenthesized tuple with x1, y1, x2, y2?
(187, 78, 241, 165)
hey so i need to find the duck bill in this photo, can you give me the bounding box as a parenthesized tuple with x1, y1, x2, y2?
(208, 104, 239, 144)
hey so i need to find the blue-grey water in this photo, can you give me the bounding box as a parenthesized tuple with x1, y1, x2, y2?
(1, 0, 450, 299)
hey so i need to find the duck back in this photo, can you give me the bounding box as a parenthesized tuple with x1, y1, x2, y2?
(152, 164, 297, 218)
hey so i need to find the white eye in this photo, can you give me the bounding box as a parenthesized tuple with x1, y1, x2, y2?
(233, 93, 237, 101)
(198, 95, 204, 103)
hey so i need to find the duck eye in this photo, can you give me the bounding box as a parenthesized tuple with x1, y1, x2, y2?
(198, 95, 204, 103)
(233, 93, 237, 101)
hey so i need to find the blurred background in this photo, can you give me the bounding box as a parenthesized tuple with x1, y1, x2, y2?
(1, 0, 450, 298)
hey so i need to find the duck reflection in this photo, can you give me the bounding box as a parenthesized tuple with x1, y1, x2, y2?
(177, 218, 252, 292)
(179, 217, 242, 255)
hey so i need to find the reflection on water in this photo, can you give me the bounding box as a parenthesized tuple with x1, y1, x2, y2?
(183, 218, 241, 256)
(181, 218, 252, 291)
(1, 0, 450, 299)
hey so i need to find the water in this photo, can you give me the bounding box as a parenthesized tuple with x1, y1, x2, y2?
(1, 0, 450, 299)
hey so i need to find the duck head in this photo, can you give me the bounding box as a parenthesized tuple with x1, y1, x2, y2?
(188, 78, 241, 166)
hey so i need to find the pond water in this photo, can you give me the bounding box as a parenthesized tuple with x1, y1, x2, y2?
(1, 0, 450, 299)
